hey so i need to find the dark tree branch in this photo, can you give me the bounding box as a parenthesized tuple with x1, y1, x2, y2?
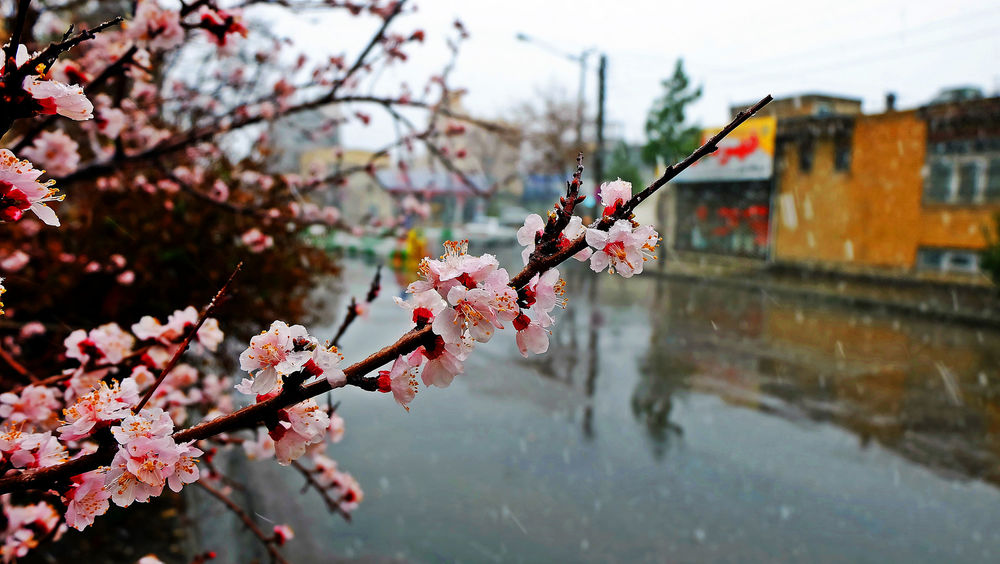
(289, 460, 352, 521)
(331, 265, 381, 348)
(134, 262, 243, 412)
(196, 481, 291, 564)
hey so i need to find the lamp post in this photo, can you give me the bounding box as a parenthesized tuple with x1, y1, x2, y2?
(515, 33, 606, 209)
(515, 32, 593, 151)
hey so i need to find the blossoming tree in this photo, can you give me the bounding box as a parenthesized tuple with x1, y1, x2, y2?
(0, 0, 771, 559)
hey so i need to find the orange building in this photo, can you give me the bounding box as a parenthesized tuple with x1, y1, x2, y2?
(771, 97, 1000, 275)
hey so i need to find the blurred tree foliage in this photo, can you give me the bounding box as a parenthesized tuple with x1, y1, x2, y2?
(605, 141, 644, 188)
(1, 185, 340, 342)
(641, 59, 702, 167)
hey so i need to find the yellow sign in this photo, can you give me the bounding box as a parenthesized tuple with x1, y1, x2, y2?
(678, 116, 777, 182)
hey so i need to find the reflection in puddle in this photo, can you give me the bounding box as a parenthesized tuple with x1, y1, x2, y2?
(635, 274, 1000, 486)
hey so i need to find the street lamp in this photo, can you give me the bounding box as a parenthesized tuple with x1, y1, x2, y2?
(515, 32, 594, 151)
(515, 32, 607, 210)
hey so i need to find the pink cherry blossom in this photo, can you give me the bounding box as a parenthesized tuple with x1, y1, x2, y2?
(411, 335, 470, 388)
(393, 289, 447, 326)
(302, 346, 345, 387)
(376, 354, 420, 410)
(58, 379, 139, 441)
(513, 313, 549, 357)
(243, 428, 275, 460)
(111, 407, 173, 442)
(328, 413, 345, 443)
(22, 76, 94, 121)
(129, 0, 185, 51)
(0, 251, 28, 273)
(196, 317, 224, 352)
(165, 441, 203, 492)
(522, 268, 566, 327)
(5, 431, 67, 469)
(238, 321, 313, 394)
(21, 130, 80, 177)
(64, 470, 111, 531)
(598, 178, 632, 214)
(240, 228, 274, 253)
(333, 471, 364, 512)
(270, 399, 329, 465)
(516, 214, 592, 264)
(105, 449, 165, 507)
(0, 149, 62, 226)
(516, 213, 545, 264)
(88, 323, 135, 364)
(585, 220, 660, 278)
(435, 268, 519, 344)
(0, 385, 60, 425)
(410, 240, 499, 299)
(273, 524, 294, 545)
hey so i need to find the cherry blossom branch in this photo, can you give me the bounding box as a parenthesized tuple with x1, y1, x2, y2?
(530, 153, 586, 263)
(330, 0, 406, 97)
(133, 262, 243, 412)
(380, 102, 491, 196)
(21, 17, 125, 77)
(289, 460, 352, 521)
(196, 481, 291, 564)
(0, 94, 771, 495)
(11, 44, 140, 153)
(331, 265, 381, 347)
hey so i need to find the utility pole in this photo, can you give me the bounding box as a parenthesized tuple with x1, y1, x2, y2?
(514, 33, 593, 155)
(593, 54, 607, 206)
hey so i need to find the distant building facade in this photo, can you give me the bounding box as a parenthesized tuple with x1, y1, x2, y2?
(669, 92, 1000, 278)
(772, 96, 1000, 276)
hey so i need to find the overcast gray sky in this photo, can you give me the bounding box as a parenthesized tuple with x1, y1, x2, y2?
(275, 0, 1000, 149)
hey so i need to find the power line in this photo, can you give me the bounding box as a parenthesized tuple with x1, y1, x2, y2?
(702, 4, 1000, 73)
(712, 26, 998, 86)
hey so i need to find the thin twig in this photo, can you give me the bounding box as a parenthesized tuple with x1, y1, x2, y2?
(0, 343, 39, 383)
(134, 262, 243, 412)
(331, 265, 381, 347)
(289, 460, 352, 521)
(196, 481, 291, 564)
(330, 0, 406, 97)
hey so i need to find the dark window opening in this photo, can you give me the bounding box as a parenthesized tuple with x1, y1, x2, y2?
(956, 161, 978, 203)
(924, 159, 952, 203)
(798, 138, 814, 173)
(834, 136, 851, 171)
(986, 158, 1000, 201)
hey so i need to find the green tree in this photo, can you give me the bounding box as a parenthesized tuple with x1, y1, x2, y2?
(641, 59, 702, 167)
(606, 141, 644, 187)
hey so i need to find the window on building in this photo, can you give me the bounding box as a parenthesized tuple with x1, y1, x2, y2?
(924, 159, 952, 203)
(834, 136, 851, 171)
(798, 138, 814, 173)
(917, 248, 945, 270)
(956, 161, 979, 203)
(916, 247, 980, 274)
(986, 158, 1000, 201)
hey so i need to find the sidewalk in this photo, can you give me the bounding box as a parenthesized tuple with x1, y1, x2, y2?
(654, 251, 1000, 328)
